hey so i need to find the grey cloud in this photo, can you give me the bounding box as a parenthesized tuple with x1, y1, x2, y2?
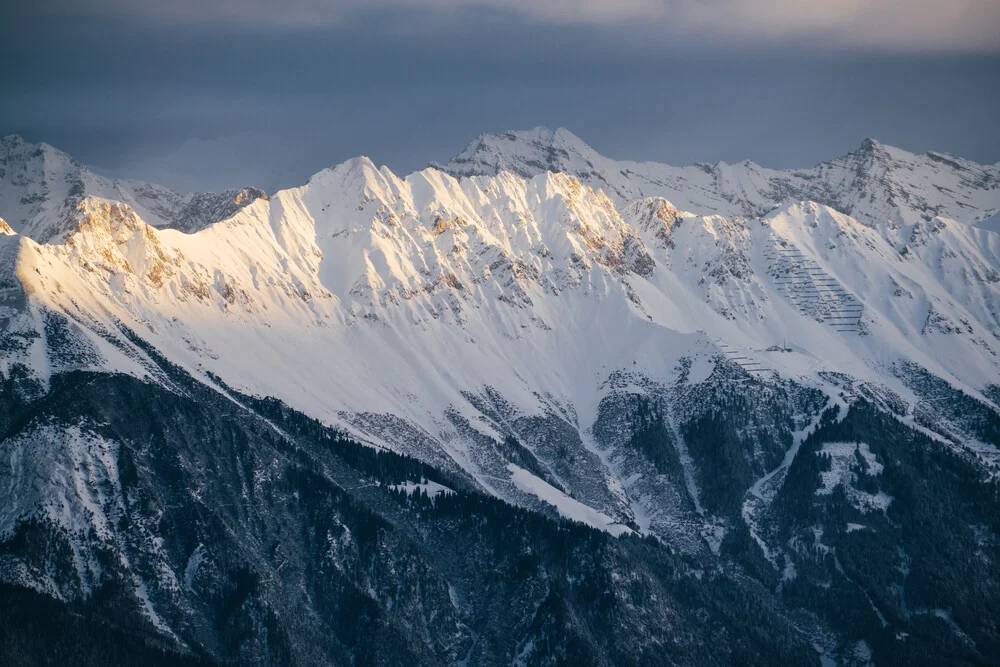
(2, 1, 998, 193)
(14, 0, 1000, 50)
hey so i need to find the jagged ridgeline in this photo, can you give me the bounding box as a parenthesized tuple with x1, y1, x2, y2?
(1, 129, 1000, 665)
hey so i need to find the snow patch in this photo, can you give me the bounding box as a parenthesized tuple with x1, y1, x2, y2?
(817, 441, 892, 513)
(507, 464, 631, 536)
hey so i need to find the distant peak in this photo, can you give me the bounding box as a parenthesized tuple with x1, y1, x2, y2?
(335, 155, 378, 173)
(435, 127, 597, 179)
(309, 155, 379, 183)
(299, 156, 396, 204)
(858, 137, 885, 154)
(845, 136, 930, 166)
(0, 134, 78, 168)
(490, 126, 587, 148)
(516, 126, 558, 141)
(0, 134, 61, 153)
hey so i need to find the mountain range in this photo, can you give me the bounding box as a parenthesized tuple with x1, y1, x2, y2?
(1, 128, 999, 665)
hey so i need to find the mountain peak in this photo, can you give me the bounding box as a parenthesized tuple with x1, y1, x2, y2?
(0, 133, 75, 165)
(496, 126, 586, 146)
(859, 137, 883, 152)
(851, 137, 901, 164)
(433, 126, 600, 180)
(0, 136, 270, 239)
(309, 155, 380, 184)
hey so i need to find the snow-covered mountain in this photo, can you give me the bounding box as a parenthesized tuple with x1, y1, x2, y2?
(2, 130, 999, 664)
(435, 127, 1000, 234)
(0, 135, 266, 241)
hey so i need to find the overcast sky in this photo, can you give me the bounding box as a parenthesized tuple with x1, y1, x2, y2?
(3, 0, 998, 192)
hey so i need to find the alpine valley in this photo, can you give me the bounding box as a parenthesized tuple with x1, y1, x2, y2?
(1, 128, 999, 666)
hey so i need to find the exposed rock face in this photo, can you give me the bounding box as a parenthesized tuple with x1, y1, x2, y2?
(169, 187, 269, 233)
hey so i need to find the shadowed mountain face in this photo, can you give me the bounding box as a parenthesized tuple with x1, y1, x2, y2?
(1, 130, 999, 665)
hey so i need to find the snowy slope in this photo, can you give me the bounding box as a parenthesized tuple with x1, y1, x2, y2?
(434, 127, 1000, 234)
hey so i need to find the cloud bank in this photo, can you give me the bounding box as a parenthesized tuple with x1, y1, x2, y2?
(4, 0, 998, 192)
(33, 0, 1000, 51)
